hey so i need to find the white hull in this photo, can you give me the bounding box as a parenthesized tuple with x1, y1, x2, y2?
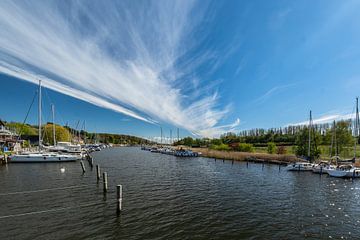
(327, 168, 360, 178)
(10, 153, 78, 163)
(286, 162, 315, 171)
(312, 165, 336, 174)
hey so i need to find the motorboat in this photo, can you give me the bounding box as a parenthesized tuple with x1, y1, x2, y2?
(285, 162, 315, 171)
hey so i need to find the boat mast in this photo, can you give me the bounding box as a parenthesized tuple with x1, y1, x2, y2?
(52, 104, 56, 146)
(308, 110, 312, 160)
(38, 80, 42, 151)
(354, 97, 359, 159)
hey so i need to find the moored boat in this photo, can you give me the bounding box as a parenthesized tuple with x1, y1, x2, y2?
(285, 162, 315, 171)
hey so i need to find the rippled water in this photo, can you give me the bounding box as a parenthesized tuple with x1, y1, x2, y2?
(1, 147, 360, 239)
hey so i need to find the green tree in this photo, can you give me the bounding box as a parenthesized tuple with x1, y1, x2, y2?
(295, 127, 321, 161)
(267, 142, 277, 154)
(6, 122, 37, 136)
(43, 124, 71, 145)
(182, 137, 194, 147)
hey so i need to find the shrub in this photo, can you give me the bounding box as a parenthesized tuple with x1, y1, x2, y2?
(237, 143, 254, 152)
(211, 143, 231, 151)
(267, 142, 276, 154)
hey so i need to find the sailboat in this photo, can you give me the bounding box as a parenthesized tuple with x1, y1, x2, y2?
(327, 97, 360, 178)
(9, 81, 78, 163)
(312, 120, 337, 174)
(286, 110, 316, 171)
(43, 105, 83, 159)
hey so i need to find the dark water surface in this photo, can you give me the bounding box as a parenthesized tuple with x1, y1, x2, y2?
(1, 147, 360, 239)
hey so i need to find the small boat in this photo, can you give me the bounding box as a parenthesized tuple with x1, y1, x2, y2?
(312, 161, 336, 174)
(327, 165, 360, 178)
(174, 149, 199, 157)
(285, 162, 315, 171)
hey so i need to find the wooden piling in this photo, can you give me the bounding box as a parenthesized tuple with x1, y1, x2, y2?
(103, 172, 108, 193)
(80, 160, 86, 173)
(262, 162, 264, 170)
(246, 161, 249, 168)
(96, 165, 101, 181)
(4, 154, 8, 164)
(232, 160, 234, 165)
(117, 185, 122, 213)
(278, 164, 281, 172)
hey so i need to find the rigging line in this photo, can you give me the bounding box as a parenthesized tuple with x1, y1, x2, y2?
(17, 90, 38, 141)
(0, 184, 92, 196)
(0, 202, 101, 220)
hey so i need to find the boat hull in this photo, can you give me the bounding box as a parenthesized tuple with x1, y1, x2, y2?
(10, 154, 78, 163)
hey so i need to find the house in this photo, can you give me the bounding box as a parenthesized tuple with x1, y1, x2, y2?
(0, 119, 21, 152)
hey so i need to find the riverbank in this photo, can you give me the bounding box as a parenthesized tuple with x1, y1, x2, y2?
(191, 147, 302, 165)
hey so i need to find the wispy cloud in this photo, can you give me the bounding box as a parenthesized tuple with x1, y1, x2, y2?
(287, 113, 355, 126)
(0, 0, 238, 138)
(253, 83, 296, 105)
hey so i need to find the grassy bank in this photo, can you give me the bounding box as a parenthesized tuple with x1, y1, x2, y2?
(191, 148, 302, 165)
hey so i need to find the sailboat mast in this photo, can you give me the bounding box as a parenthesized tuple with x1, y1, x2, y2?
(52, 104, 56, 146)
(308, 110, 312, 159)
(354, 97, 359, 159)
(38, 80, 42, 151)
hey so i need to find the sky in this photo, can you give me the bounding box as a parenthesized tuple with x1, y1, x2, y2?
(1, 0, 360, 139)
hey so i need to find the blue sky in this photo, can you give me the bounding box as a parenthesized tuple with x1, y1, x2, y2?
(1, 0, 360, 139)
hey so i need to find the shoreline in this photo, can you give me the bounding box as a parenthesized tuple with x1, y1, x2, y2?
(190, 147, 303, 165)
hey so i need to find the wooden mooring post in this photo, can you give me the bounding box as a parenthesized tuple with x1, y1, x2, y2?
(96, 165, 101, 182)
(80, 160, 86, 173)
(117, 185, 122, 214)
(3, 154, 8, 164)
(103, 172, 108, 193)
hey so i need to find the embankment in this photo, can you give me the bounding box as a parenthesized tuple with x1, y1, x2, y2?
(191, 148, 302, 165)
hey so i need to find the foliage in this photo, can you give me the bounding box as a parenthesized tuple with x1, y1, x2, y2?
(295, 127, 321, 160)
(43, 124, 71, 145)
(6, 122, 37, 136)
(323, 121, 354, 156)
(267, 142, 276, 154)
(210, 143, 230, 151)
(236, 143, 254, 152)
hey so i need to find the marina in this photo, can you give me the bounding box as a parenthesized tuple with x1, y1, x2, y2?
(1, 147, 360, 240)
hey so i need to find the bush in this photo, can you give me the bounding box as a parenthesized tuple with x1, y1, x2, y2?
(211, 143, 230, 151)
(267, 142, 276, 154)
(237, 143, 254, 152)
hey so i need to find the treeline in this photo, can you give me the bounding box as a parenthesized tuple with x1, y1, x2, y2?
(175, 120, 358, 159)
(4, 120, 151, 145)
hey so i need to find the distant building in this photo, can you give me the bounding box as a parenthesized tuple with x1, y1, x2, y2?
(0, 119, 21, 152)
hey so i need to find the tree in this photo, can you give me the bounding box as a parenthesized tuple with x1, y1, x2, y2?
(43, 124, 71, 145)
(267, 142, 277, 154)
(295, 127, 321, 161)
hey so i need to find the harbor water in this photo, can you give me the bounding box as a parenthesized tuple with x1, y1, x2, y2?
(1, 147, 360, 239)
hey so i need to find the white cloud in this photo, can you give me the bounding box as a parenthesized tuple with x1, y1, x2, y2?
(0, 0, 237, 138)
(287, 113, 354, 126)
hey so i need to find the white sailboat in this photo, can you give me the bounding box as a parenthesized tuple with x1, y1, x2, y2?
(286, 110, 316, 171)
(10, 80, 78, 163)
(327, 97, 360, 178)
